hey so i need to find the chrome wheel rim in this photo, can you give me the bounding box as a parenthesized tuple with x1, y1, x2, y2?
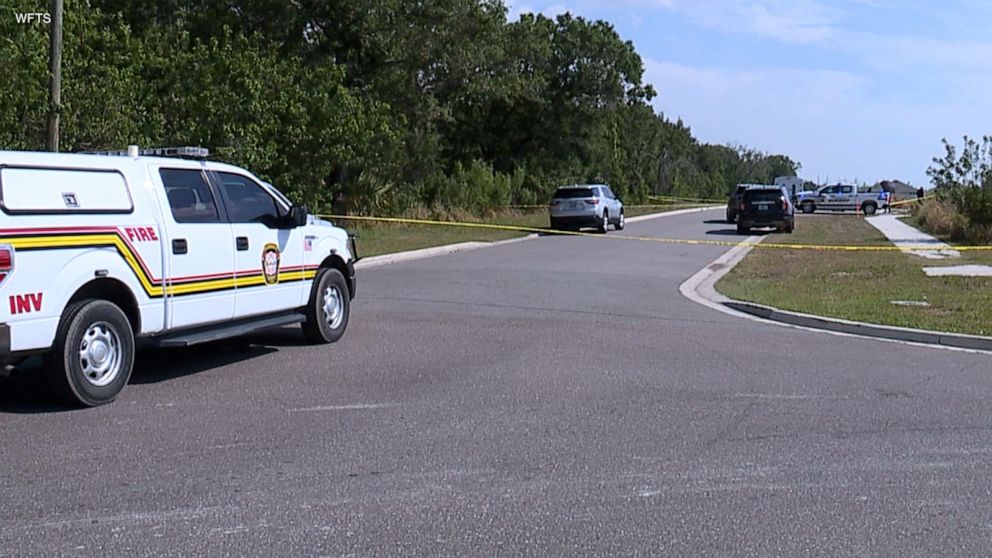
(78, 322, 122, 387)
(323, 285, 344, 329)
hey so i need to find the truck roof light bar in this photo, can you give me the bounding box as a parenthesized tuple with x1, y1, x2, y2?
(82, 146, 210, 159)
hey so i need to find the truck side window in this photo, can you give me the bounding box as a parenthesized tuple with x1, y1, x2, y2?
(217, 173, 280, 225)
(160, 169, 221, 223)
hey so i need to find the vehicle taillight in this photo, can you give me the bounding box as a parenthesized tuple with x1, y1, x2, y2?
(0, 245, 13, 283)
(585, 199, 600, 205)
(781, 197, 788, 210)
(739, 202, 746, 211)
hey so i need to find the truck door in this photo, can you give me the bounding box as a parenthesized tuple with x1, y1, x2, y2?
(211, 171, 306, 319)
(843, 185, 858, 209)
(819, 185, 839, 209)
(156, 167, 236, 329)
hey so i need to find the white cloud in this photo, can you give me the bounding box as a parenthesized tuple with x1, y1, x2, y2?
(576, 0, 841, 43)
(505, 0, 572, 20)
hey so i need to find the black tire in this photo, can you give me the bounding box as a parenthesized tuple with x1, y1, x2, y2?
(801, 202, 815, 214)
(302, 268, 351, 344)
(737, 224, 750, 235)
(598, 211, 609, 234)
(862, 202, 877, 216)
(616, 211, 625, 231)
(785, 220, 794, 234)
(726, 214, 735, 224)
(45, 299, 135, 407)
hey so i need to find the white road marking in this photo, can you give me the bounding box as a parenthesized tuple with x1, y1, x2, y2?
(288, 403, 397, 412)
(733, 393, 848, 399)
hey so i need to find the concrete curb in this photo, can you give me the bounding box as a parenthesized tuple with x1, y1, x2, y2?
(626, 205, 721, 224)
(678, 234, 764, 313)
(722, 301, 992, 351)
(356, 235, 538, 269)
(356, 205, 721, 269)
(680, 235, 992, 353)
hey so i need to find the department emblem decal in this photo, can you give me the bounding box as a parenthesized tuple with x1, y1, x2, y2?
(262, 243, 281, 285)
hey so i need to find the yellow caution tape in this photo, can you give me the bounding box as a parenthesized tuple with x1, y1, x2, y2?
(507, 203, 718, 209)
(321, 214, 992, 252)
(649, 194, 727, 204)
(888, 195, 936, 207)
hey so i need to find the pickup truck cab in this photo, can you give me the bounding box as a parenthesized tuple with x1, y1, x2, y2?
(0, 146, 357, 406)
(796, 184, 884, 215)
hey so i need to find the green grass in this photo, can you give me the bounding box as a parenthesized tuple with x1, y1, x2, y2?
(902, 213, 992, 266)
(716, 214, 992, 337)
(336, 205, 705, 258)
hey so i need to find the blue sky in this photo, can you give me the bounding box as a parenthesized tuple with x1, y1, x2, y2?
(505, 0, 992, 186)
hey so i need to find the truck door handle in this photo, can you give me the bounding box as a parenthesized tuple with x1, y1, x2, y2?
(236, 237, 249, 251)
(172, 239, 188, 255)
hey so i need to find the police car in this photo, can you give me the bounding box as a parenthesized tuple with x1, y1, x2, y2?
(0, 146, 357, 406)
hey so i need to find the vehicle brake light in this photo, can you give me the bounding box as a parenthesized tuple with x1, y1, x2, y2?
(585, 199, 600, 205)
(739, 202, 746, 211)
(781, 197, 788, 210)
(0, 245, 13, 283)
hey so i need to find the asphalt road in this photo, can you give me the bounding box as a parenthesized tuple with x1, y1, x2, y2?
(2, 209, 991, 557)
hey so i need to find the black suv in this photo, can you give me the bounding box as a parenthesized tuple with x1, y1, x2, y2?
(725, 184, 749, 223)
(737, 186, 795, 234)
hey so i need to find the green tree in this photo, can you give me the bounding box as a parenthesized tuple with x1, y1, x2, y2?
(927, 136, 992, 228)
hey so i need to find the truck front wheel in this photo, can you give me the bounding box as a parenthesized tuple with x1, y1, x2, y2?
(302, 268, 350, 344)
(45, 299, 135, 407)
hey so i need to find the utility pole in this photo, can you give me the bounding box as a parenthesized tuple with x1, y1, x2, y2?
(46, 0, 63, 152)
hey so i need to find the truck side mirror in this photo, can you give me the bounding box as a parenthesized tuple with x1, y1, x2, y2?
(288, 206, 308, 228)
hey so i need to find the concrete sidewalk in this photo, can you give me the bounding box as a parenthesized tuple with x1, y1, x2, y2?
(864, 214, 960, 259)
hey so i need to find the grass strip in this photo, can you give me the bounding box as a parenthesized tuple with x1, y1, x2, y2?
(716, 215, 992, 337)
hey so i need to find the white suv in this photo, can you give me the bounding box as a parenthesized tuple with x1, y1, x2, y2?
(0, 147, 357, 406)
(548, 184, 625, 233)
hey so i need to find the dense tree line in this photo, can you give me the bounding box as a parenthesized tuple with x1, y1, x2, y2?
(0, 0, 800, 213)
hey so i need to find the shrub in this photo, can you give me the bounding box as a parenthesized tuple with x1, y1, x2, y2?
(417, 160, 513, 215)
(915, 200, 969, 241)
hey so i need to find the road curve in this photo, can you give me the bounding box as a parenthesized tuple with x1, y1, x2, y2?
(2, 209, 991, 557)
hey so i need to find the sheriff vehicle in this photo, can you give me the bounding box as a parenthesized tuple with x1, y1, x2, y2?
(0, 146, 357, 406)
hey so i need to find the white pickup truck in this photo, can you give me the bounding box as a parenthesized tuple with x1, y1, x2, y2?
(0, 146, 358, 406)
(795, 184, 885, 215)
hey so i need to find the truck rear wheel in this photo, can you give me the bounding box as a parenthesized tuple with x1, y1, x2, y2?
(302, 268, 350, 344)
(45, 299, 135, 407)
(862, 202, 877, 215)
(801, 202, 815, 214)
